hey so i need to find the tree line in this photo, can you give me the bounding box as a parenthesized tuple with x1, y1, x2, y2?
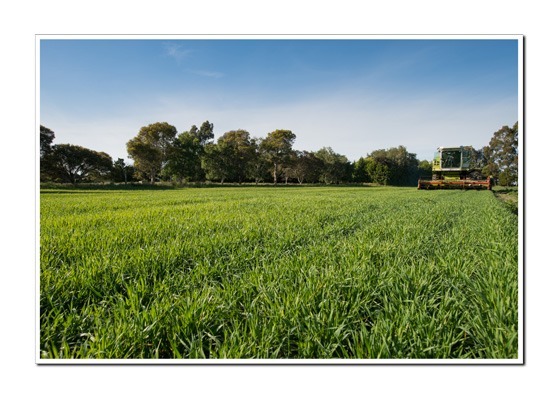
(40, 121, 518, 186)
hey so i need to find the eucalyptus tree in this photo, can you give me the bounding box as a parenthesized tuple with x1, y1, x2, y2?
(261, 129, 296, 185)
(292, 150, 323, 184)
(314, 147, 351, 184)
(482, 122, 518, 186)
(367, 146, 419, 186)
(40, 125, 55, 158)
(126, 122, 177, 184)
(163, 131, 204, 183)
(203, 130, 257, 184)
(44, 144, 113, 184)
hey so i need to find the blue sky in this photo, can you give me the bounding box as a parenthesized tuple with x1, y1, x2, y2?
(40, 38, 519, 163)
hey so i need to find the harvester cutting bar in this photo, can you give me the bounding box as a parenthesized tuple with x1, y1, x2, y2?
(417, 177, 492, 190)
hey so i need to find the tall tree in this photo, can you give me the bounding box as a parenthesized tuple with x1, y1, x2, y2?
(202, 143, 230, 184)
(112, 158, 135, 184)
(126, 122, 177, 184)
(40, 125, 55, 158)
(188, 125, 199, 138)
(366, 158, 390, 185)
(292, 150, 323, 184)
(215, 130, 256, 183)
(163, 131, 204, 183)
(202, 130, 256, 184)
(352, 157, 370, 183)
(368, 146, 419, 186)
(40, 125, 56, 181)
(261, 129, 296, 185)
(188, 121, 214, 146)
(196, 121, 215, 145)
(206, 129, 256, 183)
(482, 122, 518, 186)
(314, 147, 351, 184)
(248, 137, 272, 184)
(469, 147, 486, 170)
(44, 144, 113, 184)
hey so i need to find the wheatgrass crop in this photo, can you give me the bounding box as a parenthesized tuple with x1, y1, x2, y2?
(40, 186, 518, 359)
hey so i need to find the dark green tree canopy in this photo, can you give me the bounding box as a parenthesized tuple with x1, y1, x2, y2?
(163, 131, 205, 183)
(292, 150, 323, 184)
(418, 159, 432, 180)
(40, 125, 55, 158)
(44, 144, 113, 184)
(202, 143, 230, 184)
(352, 157, 369, 183)
(261, 129, 297, 184)
(367, 145, 419, 186)
(314, 147, 351, 184)
(366, 158, 390, 186)
(482, 122, 518, 186)
(197, 121, 215, 145)
(204, 130, 257, 183)
(127, 122, 177, 183)
(112, 158, 135, 184)
(187, 121, 215, 146)
(247, 137, 272, 184)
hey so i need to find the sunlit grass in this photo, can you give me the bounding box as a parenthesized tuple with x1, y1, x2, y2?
(40, 186, 518, 359)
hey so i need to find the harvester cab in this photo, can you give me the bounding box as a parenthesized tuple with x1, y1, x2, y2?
(418, 146, 491, 190)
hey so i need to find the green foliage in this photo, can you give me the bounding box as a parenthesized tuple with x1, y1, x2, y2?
(482, 122, 518, 186)
(220, 130, 257, 183)
(202, 143, 229, 183)
(202, 130, 257, 184)
(314, 147, 352, 184)
(366, 158, 390, 185)
(112, 158, 135, 184)
(187, 121, 214, 146)
(368, 146, 419, 186)
(248, 137, 272, 184)
(40, 125, 55, 158)
(352, 157, 370, 183)
(163, 132, 204, 183)
(418, 160, 432, 180)
(292, 151, 323, 184)
(40, 125, 56, 182)
(197, 121, 215, 145)
(126, 122, 178, 184)
(261, 130, 297, 184)
(40, 187, 518, 359)
(42, 144, 113, 184)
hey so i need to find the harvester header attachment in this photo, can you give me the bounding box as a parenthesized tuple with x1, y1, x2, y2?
(417, 177, 492, 190)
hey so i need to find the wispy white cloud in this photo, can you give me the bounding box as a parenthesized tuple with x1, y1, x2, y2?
(162, 43, 223, 77)
(163, 43, 191, 62)
(186, 69, 224, 78)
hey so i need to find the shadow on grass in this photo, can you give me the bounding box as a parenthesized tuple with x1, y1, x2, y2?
(40, 182, 398, 192)
(40, 183, 177, 193)
(492, 186, 519, 215)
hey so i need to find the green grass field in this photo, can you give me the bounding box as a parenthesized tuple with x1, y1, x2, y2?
(39, 186, 519, 359)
